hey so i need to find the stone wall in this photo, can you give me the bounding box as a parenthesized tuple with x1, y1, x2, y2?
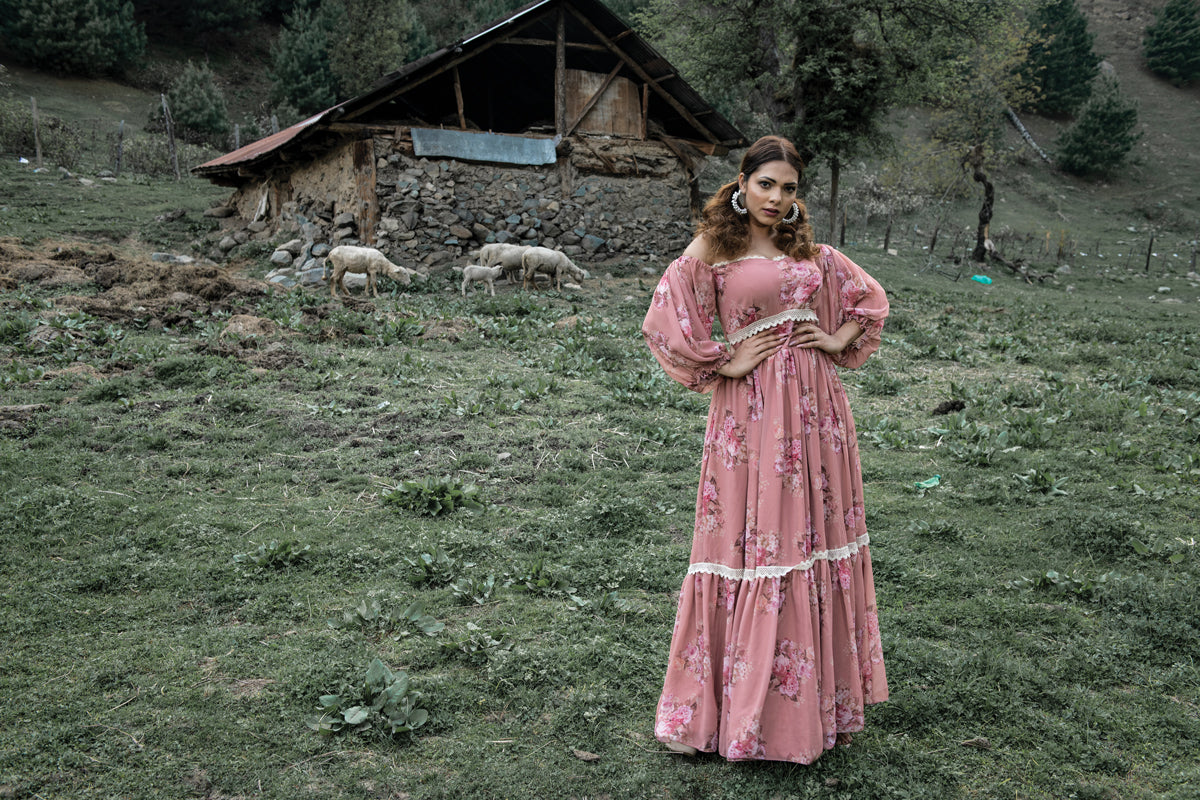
(218, 135, 701, 273)
(368, 138, 696, 271)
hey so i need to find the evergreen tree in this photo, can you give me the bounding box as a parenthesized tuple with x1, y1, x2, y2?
(269, 1, 341, 115)
(328, 0, 426, 98)
(1054, 76, 1141, 177)
(1144, 0, 1200, 86)
(0, 0, 146, 77)
(634, 0, 1024, 238)
(1022, 0, 1101, 116)
(186, 0, 266, 35)
(167, 61, 231, 144)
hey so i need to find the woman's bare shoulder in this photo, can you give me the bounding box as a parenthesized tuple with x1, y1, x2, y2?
(680, 235, 716, 264)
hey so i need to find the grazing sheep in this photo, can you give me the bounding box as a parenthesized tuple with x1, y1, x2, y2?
(460, 264, 504, 296)
(326, 245, 417, 297)
(521, 246, 589, 290)
(477, 243, 530, 285)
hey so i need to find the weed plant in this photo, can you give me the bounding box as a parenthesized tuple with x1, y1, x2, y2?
(1, 245, 1198, 800)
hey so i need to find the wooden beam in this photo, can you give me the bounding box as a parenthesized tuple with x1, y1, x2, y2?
(565, 61, 623, 136)
(345, 10, 551, 121)
(506, 37, 608, 52)
(555, 8, 566, 136)
(453, 66, 466, 129)
(564, 3, 719, 145)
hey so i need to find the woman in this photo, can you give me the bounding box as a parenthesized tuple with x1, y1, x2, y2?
(643, 135, 889, 764)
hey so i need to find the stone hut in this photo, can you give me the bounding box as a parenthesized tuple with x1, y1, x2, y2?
(193, 0, 746, 272)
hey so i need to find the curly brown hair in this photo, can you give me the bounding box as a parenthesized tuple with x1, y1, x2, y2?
(696, 135, 820, 263)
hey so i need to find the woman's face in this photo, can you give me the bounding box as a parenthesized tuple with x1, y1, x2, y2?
(738, 160, 800, 230)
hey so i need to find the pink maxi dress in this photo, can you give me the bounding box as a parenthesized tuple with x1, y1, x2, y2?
(642, 245, 889, 763)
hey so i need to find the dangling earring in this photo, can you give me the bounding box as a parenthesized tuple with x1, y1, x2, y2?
(731, 189, 749, 216)
(782, 202, 800, 224)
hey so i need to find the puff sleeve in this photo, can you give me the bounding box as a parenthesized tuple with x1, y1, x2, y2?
(817, 246, 889, 369)
(642, 255, 732, 393)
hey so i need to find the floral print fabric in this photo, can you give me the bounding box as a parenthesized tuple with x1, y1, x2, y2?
(643, 246, 889, 764)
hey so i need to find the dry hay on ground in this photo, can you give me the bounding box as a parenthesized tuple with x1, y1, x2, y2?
(0, 238, 270, 327)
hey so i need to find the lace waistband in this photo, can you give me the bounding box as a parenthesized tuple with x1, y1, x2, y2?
(727, 308, 818, 344)
(686, 533, 870, 581)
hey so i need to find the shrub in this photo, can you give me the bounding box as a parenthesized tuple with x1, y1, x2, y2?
(0, 97, 84, 168)
(1021, 0, 1101, 115)
(1054, 76, 1141, 178)
(1143, 0, 1200, 86)
(269, 2, 341, 115)
(164, 61, 230, 146)
(0, 0, 146, 77)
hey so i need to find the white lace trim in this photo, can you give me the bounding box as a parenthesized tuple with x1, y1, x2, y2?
(727, 308, 819, 343)
(710, 253, 791, 269)
(686, 533, 871, 581)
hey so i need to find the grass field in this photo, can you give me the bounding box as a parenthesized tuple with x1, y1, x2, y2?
(1, 195, 1197, 798)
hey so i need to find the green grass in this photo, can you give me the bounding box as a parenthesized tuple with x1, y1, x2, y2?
(1, 240, 1198, 800)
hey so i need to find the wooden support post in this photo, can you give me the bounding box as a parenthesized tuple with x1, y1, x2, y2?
(115, 120, 125, 177)
(453, 66, 466, 130)
(641, 83, 649, 140)
(555, 9, 566, 137)
(1145, 234, 1154, 273)
(31, 97, 42, 168)
(161, 94, 180, 181)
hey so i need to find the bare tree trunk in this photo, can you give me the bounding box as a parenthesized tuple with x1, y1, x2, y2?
(966, 145, 993, 262)
(828, 156, 840, 244)
(883, 216, 893, 251)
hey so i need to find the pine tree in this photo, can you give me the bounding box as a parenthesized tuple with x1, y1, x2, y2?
(0, 0, 146, 77)
(167, 61, 231, 145)
(1054, 76, 1141, 178)
(269, 1, 342, 115)
(328, 0, 426, 98)
(1022, 0, 1101, 116)
(1144, 0, 1200, 86)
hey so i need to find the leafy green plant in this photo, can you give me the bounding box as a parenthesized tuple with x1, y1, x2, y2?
(1007, 569, 1121, 599)
(451, 573, 496, 605)
(233, 539, 311, 572)
(439, 623, 510, 665)
(508, 556, 571, 596)
(1013, 469, 1069, 495)
(405, 547, 470, 587)
(383, 476, 483, 516)
(306, 658, 428, 737)
(328, 597, 444, 639)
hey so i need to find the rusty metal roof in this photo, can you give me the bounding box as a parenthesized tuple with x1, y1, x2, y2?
(194, 0, 746, 182)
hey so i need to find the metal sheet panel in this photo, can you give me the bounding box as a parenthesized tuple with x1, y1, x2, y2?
(411, 128, 560, 165)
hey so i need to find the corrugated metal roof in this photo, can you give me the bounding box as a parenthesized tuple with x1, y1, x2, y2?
(194, 0, 746, 181)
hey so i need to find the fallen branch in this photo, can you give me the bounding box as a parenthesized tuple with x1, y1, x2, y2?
(984, 239, 1050, 284)
(1005, 107, 1052, 163)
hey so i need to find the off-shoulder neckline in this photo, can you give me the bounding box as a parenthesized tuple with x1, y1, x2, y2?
(676, 246, 830, 270)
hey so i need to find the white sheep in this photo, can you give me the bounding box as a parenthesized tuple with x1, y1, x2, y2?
(326, 245, 418, 297)
(477, 242, 530, 285)
(460, 264, 504, 296)
(521, 246, 589, 290)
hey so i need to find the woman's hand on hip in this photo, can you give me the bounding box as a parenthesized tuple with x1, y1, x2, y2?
(789, 321, 862, 355)
(717, 328, 786, 379)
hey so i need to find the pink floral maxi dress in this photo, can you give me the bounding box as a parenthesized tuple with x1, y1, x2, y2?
(642, 245, 889, 763)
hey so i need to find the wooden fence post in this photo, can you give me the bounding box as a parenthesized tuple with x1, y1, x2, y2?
(1144, 234, 1154, 273)
(31, 97, 43, 168)
(115, 120, 125, 176)
(161, 94, 180, 181)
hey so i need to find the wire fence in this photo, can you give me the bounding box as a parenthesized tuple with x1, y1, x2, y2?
(830, 213, 1200, 279)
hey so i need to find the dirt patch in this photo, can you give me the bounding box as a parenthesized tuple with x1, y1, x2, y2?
(0, 238, 271, 326)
